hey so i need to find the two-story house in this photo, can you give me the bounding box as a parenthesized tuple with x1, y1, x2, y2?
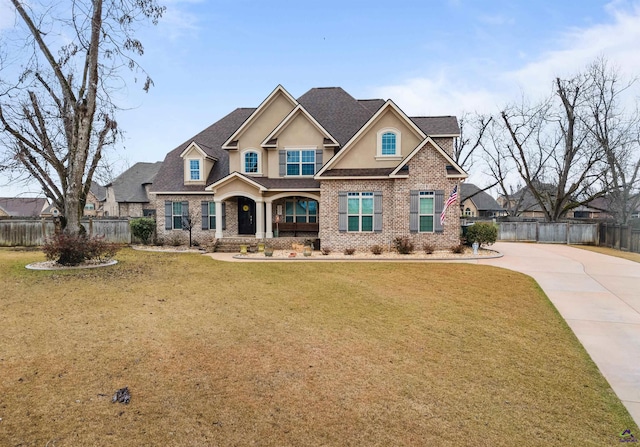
(150, 85, 467, 251)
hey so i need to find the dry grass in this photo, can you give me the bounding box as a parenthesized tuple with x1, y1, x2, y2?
(0, 248, 636, 446)
(572, 244, 640, 263)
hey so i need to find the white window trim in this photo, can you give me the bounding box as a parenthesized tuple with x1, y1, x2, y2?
(172, 202, 183, 230)
(419, 191, 435, 233)
(186, 158, 203, 182)
(241, 149, 262, 175)
(285, 147, 316, 177)
(376, 128, 402, 160)
(347, 192, 374, 233)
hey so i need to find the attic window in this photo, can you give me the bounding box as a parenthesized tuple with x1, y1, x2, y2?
(376, 128, 401, 159)
(189, 160, 201, 180)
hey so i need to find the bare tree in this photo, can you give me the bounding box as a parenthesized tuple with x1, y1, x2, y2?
(499, 74, 604, 221)
(583, 58, 640, 224)
(0, 0, 163, 233)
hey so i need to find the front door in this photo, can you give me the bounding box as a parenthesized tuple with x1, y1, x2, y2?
(237, 197, 256, 235)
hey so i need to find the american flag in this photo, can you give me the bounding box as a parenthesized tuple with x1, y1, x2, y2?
(440, 185, 458, 225)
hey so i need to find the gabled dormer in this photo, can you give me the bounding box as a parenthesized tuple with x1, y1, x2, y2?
(180, 142, 217, 186)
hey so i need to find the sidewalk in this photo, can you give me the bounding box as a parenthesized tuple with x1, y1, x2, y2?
(477, 242, 640, 425)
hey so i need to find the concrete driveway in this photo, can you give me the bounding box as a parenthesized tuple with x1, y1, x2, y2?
(477, 242, 640, 425)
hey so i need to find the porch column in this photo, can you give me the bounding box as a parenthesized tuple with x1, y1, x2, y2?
(255, 199, 264, 239)
(265, 201, 273, 238)
(215, 200, 223, 239)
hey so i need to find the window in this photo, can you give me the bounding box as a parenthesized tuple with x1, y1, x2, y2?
(287, 149, 315, 176)
(244, 151, 258, 173)
(84, 203, 95, 210)
(172, 202, 183, 229)
(347, 192, 374, 232)
(285, 199, 318, 223)
(381, 132, 396, 155)
(377, 128, 401, 157)
(208, 202, 216, 229)
(189, 159, 200, 181)
(465, 207, 472, 217)
(419, 191, 434, 232)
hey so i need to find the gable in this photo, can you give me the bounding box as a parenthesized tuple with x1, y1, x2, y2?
(328, 106, 423, 170)
(223, 85, 297, 151)
(265, 107, 334, 148)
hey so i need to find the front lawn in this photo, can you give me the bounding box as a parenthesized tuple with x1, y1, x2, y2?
(0, 248, 636, 446)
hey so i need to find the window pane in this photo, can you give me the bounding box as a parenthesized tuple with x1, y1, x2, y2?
(296, 215, 306, 223)
(362, 216, 373, 232)
(296, 201, 306, 215)
(308, 201, 317, 215)
(381, 132, 396, 155)
(209, 216, 216, 230)
(173, 202, 182, 215)
(420, 197, 433, 214)
(285, 201, 294, 215)
(287, 164, 300, 176)
(245, 152, 258, 173)
(348, 216, 359, 232)
(361, 197, 374, 214)
(209, 202, 215, 215)
(301, 150, 315, 162)
(348, 198, 359, 214)
(301, 163, 315, 175)
(309, 216, 317, 223)
(173, 216, 182, 229)
(420, 216, 434, 232)
(287, 151, 300, 163)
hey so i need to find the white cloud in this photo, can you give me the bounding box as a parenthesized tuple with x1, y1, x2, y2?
(375, 2, 640, 116)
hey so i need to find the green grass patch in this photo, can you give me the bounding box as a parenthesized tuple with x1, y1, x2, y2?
(0, 248, 636, 446)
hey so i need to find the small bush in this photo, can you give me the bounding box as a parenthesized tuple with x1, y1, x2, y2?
(343, 247, 356, 255)
(393, 236, 414, 254)
(465, 222, 497, 247)
(168, 233, 182, 246)
(450, 244, 466, 254)
(423, 243, 435, 254)
(129, 218, 156, 245)
(43, 233, 119, 266)
(321, 247, 332, 256)
(371, 244, 384, 255)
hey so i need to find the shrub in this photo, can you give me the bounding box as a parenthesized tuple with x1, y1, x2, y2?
(320, 247, 331, 256)
(168, 233, 183, 246)
(393, 236, 414, 254)
(343, 247, 356, 255)
(450, 244, 466, 254)
(371, 244, 384, 255)
(129, 218, 156, 245)
(423, 243, 435, 254)
(465, 222, 498, 247)
(43, 233, 119, 266)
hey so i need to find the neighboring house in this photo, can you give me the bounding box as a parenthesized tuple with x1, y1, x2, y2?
(0, 197, 48, 218)
(460, 183, 504, 218)
(497, 183, 556, 219)
(83, 181, 107, 217)
(104, 162, 162, 217)
(150, 85, 467, 250)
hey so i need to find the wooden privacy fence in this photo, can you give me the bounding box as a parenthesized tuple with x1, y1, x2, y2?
(599, 223, 640, 253)
(497, 222, 598, 245)
(0, 219, 132, 246)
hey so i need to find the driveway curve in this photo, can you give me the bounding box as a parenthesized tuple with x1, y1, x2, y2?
(477, 242, 640, 425)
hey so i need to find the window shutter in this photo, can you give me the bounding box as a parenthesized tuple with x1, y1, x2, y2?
(201, 201, 209, 230)
(315, 149, 323, 174)
(373, 191, 382, 233)
(181, 201, 189, 228)
(279, 150, 286, 176)
(409, 191, 419, 233)
(338, 191, 348, 232)
(164, 201, 172, 230)
(434, 190, 444, 233)
(222, 202, 227, 230)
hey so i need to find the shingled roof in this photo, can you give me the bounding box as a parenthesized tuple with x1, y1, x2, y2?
(460, 183, 503, 212)
(152, 87, 461, 192)
(0, 197, 48, 217)
(110, 162, 163, 202)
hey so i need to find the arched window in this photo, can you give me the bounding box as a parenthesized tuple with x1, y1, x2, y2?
(381, 132, 396, 155)
(244, 151, 259, 173)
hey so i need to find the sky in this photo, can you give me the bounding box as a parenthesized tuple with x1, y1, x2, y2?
(1, 0, 640, 197)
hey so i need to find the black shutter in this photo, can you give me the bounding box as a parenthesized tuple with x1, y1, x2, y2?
(222, 202, 226, 230)
(338, 192, 348, 232)
(164, 201, 172, 230)
(201, 201, 209, 230)
(409, 191, 419, 233)
(373, 191, 382, 233)
(434, 190, 444, 233)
